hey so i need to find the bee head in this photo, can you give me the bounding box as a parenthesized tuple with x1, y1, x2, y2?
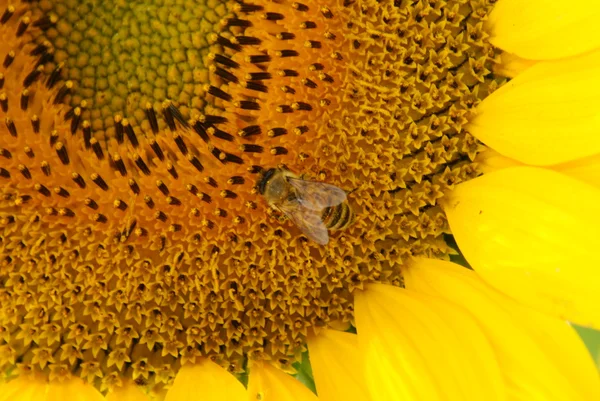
(257, 168, 278, 195)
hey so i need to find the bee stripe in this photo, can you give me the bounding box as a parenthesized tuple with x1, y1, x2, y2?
(342, 203, 352, 230)
(345, 206, 354, 228)
(326, 204, 344, 229)
(335, 203, 354, 231)
(337, 203, 351, 230)
(321, 206, 334, 223)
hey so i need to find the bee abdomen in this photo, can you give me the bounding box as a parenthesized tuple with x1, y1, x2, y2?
(322, 202, 353, 231)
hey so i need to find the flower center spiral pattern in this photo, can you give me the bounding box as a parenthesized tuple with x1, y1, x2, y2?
(0, 0, 501, 395)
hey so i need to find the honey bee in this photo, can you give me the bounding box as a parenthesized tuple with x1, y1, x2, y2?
(257, 167, 354, 245)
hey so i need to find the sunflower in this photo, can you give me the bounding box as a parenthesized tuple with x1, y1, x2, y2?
(0, 0, 599, 399)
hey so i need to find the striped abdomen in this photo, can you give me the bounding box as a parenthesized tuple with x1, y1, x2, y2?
(321, 202, 354, 231)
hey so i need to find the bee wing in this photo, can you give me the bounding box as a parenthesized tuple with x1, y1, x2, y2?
(286, 177, 347, 211)
(278, 202, 330, 245)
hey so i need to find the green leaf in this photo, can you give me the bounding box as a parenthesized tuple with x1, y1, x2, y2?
(573, 324, 600, 368)
(293, 350, 317, 395)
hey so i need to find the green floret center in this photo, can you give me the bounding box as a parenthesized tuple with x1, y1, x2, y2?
(31, 0, 230, 136)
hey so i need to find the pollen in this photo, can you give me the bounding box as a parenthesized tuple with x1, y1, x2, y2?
(0, 0, 501, 396)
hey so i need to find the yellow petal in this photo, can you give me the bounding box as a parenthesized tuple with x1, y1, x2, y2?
(554, 154, 600, 189)
(468, 49, 600, 165)
(165, 360, 246, 401)
(488, 0, 600, 60)
(106, 381, 150, 401)
(445, 166, 600, 327)
(0, 377, 46, 401)
(477, 149, 600, 189)
(248, 362, 318, 401)
(0, 375, 104, 401)
(405, 258, 600, 401)
(46, 378, 105, 401)
(493, 52, 537, 78)
(475, 148, 523, 174)
(354, 284, 506, 401)
(307, 330, 370, 401)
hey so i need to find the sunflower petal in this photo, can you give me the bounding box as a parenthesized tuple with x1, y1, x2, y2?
(248, 362, 318, 401)
(468, 49, 600, 165)
(475, 148, 523, 174)
(488, 0, 600, 60)
(46, 378, 105, 401)
(493, 52, 537, 78)
(445, 166, 600, 327)
(477, 149, 600, 189)
(106, 381, 150, 401)
(405, 258, 600, 401)
(0, 376, 104, 401)
(554, 154, 600, 189)
(0, 377, 46, 401)
(307, 330, 370, 401)
(165, 360, 246, 401)
(354, 284, 505, 401)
